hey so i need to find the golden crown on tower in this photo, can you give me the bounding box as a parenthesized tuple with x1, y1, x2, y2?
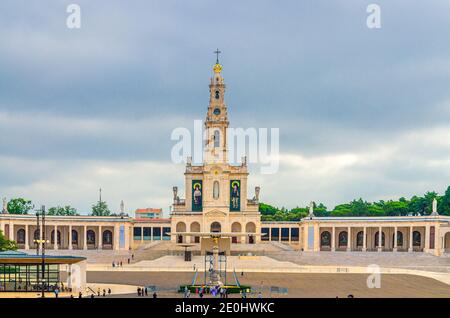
(213, 63, 223, 73)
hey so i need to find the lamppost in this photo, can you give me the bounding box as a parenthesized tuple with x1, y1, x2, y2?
(34, 205, 48, 298)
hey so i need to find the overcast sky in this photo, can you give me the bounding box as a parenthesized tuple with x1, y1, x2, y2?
(1, 1, 450, 216)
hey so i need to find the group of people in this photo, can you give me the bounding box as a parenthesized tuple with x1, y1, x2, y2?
(137, 286, 157, 298)
(184, 286, 230, 298)
(112, 254, 135, 268)
(52, 283, 73, 298)
(96, 287, 112, 297)
(69, 287, 112, 298)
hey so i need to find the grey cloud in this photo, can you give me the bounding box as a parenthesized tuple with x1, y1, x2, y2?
(1, 0, 450, 210)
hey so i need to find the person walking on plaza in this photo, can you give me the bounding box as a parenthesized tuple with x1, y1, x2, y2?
(97, 287, 101, 297)
(137, 287, 141, 296)
(78, 291, 82, 298)
(103, 289, 106, 297)
(153, 292, 157, 298)
(145, 287, 148, 296)
(108, 288, 111, 296)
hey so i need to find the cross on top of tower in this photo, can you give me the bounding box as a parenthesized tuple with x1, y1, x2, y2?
(214, 48, 221, 64)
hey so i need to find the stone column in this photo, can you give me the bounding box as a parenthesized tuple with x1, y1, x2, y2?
(424, 226, 430, 253)
(408, 227, 413, 252)
(114, 225, 120, 250)
(268, 227, 272, 241)
(68, 225, 73, 250)
(331, 227, 336, 252)
(362, 227, 367, 252)
(54, 225, 58, 250)
(393, 227, 398, 252)
(141, 226, 144, 244)
(378, 226, 382, 252)
(83, 225, 88, 250)
(9, 223, 14, 241)
(25, 224, 29, 250)
(347, 227, 351, 252)
(435, 226, 440, 256)
(125, 225, 131, 249)
(98, 226, 103, 250)
(289, 227, 292, 244)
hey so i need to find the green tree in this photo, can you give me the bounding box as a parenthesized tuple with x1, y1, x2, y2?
(314, 203, 329, 217)
(0, 230, 17, 251)
(331, 204, 352, 216)
(47, 205, 78, 216)
(382, 200, 409, 216)
(439, 186, 450, 216)
(408, 195, 427, 215)
(91, 200, 110, 216)
(259, 203, 279, 216)
(7, 198, 33, 215)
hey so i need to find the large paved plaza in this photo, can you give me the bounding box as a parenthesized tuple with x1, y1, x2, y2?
(87, 271, 450, 298)
(46, 247, 450, 297)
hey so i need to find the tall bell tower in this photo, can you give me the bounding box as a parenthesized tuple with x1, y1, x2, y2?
(204, 49, 229, 164)
(171, 52, 261, 247)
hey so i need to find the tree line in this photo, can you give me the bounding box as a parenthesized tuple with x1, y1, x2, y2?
(260, 186, 450, 221)
(5, 198, 115, 216)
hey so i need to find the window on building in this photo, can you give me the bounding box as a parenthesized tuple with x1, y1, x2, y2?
(87, 230, 96, 245)
(395, 231, 403, 247)
(72, 230, 79, 245)
(210, 222, 221, 233)
(338, 231, 348, 247)
(281, 228, 290, 241)
(163, 227, 171, 241)
(356, 231, 364, 247)
(133, 227, 142, 241)
(214, 130, 220, 148)
(290, 228, 299, 242)
(143, 227, 151, 240)
(16, 229, 25, 244)
(270, 228, 279, 241)
(153, 227, 161, 240)
(261, 228, 269, 241)
(213, 181, 219, 199)
(321, 231, 331, 247)
(413, 231, 421, 247)
(0, 264, 60, 292)
(103, 230, 113, 245)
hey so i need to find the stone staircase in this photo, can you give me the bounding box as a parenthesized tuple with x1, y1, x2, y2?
(269, 241, 295, 252)
(268, 251, 450, 273)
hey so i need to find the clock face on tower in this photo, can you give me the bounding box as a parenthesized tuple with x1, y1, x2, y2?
(213, 108, 221, 115)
